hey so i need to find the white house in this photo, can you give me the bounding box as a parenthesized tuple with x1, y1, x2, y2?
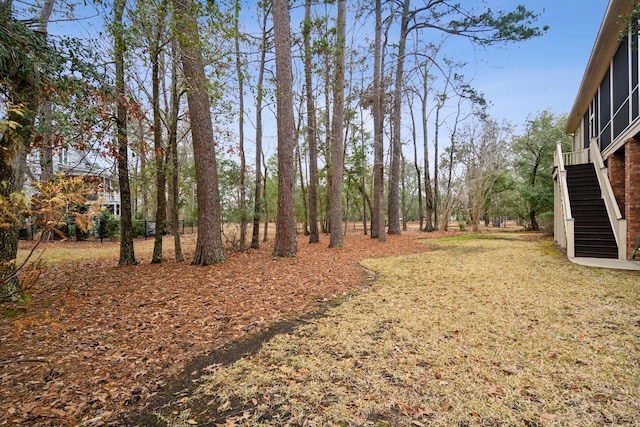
(25, 147, 121, 215)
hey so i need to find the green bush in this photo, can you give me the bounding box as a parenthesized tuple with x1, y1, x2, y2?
(96, 210, 119, 239)
(132, 214, 147, 238)
(538, 211, 554, 236)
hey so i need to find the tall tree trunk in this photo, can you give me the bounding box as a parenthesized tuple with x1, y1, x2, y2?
(37, 0, 55, 182)
(251, 2, 269, 249)
(1, 62, 39, 300)
(262, 154, 269, 243)
(297, 138, 309, 235)
(401, 151, 407, 231)
(0, 129, 20, 301)
(529, 209, 539, 231)
(173, 0, 225, 265)
(137, 120, 149, 221)
(388, 0, 410, 235)
(372, 0, 385, 241)
(151, 11, 167, 263)
(329, 0, 346, 248)
(529, 156, 541, 231)
(304, 0, 319, 244)
(443, 121, 456, 232)
(443, 98, 463, 231)
(420, 61, 434, 232)
(167, 40, 183, 262)
(271, 0, 297, 257)
(434, 101, 442, 230)
(323, 61, 331, 235)
(114, 0, 137, 266)
(359, 104, 368, 235)
(234, 0, 247, 251)
(408, 92, 423, 231)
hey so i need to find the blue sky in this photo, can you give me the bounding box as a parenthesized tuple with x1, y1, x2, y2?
(467, 1, 609, 128)
(40, 0, 611, 147)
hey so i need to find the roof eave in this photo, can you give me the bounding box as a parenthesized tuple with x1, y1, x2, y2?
(565, 0, 635, 135)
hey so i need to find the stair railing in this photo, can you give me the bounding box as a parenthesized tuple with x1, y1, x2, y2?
(554, 142, 575, 258)
(562, 149, 588, 166)
(589, 142, 627, 259)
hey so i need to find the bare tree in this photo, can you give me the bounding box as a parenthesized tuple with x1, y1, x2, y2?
(386, 0, 545, 234)
(251, 1, 270, 249)
(234, 0, 247, 251)
(407, 88, 423, 231)
(456, 118, 511, 231)
(167, 39, 184, 262)
(304, 0, 320, 244)
(151, 0, 168, 264)
(272, 0, 297, 257)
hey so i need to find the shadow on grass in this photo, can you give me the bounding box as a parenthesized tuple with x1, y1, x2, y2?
(125, 275, 376, 426)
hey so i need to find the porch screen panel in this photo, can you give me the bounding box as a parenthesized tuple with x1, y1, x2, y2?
(614, 100, 629, 139)
(592, 93, 599, 137)
(583, 113, 589, 149)
(612, 38, 630, 141)
(633, 30, 639, 120)
(599, 69, 611, 136)
(601, 123, 612, 150)
(612, 38, 629, 114)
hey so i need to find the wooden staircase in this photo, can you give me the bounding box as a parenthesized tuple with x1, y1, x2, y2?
(566, 163, 618, 258)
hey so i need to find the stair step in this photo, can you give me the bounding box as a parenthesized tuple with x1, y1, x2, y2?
(576, 239, 617, 248)
(574, 250, 618, 259)
(571, 206, 607, 217)
(566, 162, 619, 259)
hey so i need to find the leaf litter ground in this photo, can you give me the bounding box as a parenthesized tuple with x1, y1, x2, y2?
(1, 227, 445, 426)
(149, 232, 640, 427)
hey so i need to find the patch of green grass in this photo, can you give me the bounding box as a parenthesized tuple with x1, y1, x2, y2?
(17, 246, 119, 265)
(423, 233, 494, 243)
(540, 239, 564, 257)
(0, 306, 27, 319)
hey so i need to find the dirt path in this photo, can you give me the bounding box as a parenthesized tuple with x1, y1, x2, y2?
(149, 233, 640, 426)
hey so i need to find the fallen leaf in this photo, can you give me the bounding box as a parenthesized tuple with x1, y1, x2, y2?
(186, 419, 198, 425)
(416, 408, 434, 417)
(540, 413, 556, 422)
(398, 401, 415, 416)
(50, 408, 65, 417)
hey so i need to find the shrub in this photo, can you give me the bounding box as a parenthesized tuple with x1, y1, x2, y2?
(538, 211, 554, 236)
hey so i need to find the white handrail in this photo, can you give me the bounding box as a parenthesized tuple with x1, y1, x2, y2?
(554, 142, 575, 258)
(589, 143, 627, 259)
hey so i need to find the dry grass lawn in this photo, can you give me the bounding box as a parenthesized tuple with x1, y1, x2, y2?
(156, 233, 640, 426)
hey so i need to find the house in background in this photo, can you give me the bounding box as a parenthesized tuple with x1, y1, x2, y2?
(25, 147, 121, 216)
(555, 0, 639, 262)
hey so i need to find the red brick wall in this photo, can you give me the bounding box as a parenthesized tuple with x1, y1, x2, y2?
(626, 138, 640, 259)
(608, 149, 626, 214)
